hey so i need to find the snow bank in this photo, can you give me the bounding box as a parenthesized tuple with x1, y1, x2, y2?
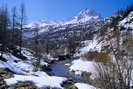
(0, 53, 34, 74)
(69, 58, 98, 79)
(2, 53, 21, 61)
(75, 83, 98, 89)
(5, 71, 67, 89)
(0, 60, 33, 74)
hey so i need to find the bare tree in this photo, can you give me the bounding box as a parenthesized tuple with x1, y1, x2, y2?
(33, 24, 42, 71)
(67, 30, 78, 56)
(19, 3, 26, 56)
(11, 7, 17, 47)
(0, 6, 10, 57)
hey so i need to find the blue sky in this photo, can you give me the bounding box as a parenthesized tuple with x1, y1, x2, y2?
(1, 0, 133, 22)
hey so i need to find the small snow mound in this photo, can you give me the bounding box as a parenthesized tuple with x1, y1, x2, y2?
(75, 83, 98, 89)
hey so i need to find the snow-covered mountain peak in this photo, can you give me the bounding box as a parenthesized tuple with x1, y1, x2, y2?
(25, 9, 102, 28)
(65, 9, 102, 24)
(77, 8, 100, 17)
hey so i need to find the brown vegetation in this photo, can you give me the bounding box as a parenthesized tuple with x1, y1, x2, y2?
(83, 51, 111, 63)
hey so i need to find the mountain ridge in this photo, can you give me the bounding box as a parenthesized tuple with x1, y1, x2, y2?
(24, 9, 102, 38)
(26, 8, 102, 28)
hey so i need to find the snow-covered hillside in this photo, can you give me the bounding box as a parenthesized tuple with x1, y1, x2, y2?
(119, 11, 133, 29)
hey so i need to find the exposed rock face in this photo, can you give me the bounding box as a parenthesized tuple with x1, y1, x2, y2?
(70, 86, 78, 89)
(0, 76, 8, 89)
(0, 69, 13, 78)
(15, 82, 37, 89)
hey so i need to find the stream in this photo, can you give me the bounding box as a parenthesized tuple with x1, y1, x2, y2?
(48, 56, 83, 82)
(48, 59, 72, 77)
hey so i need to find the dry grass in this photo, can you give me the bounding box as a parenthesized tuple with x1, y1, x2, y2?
(83, 51, 111, 63)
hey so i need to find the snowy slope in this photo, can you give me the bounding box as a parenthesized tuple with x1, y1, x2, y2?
(0, 53, 34, 74)
(79, 39, 102, 55)
(119, 11, 133, 29)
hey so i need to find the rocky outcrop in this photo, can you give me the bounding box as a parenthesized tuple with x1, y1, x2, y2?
(15, 82, 37, 89)
(0, 68, 13, 89)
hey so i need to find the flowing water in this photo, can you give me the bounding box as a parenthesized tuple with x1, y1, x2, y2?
(48, 56, 83, 82)
(48, 59, 72, 77)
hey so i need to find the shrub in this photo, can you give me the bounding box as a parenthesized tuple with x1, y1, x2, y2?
(83, 51, 111, 63)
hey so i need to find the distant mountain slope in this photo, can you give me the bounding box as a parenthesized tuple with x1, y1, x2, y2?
(24, 9, 103, 38)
